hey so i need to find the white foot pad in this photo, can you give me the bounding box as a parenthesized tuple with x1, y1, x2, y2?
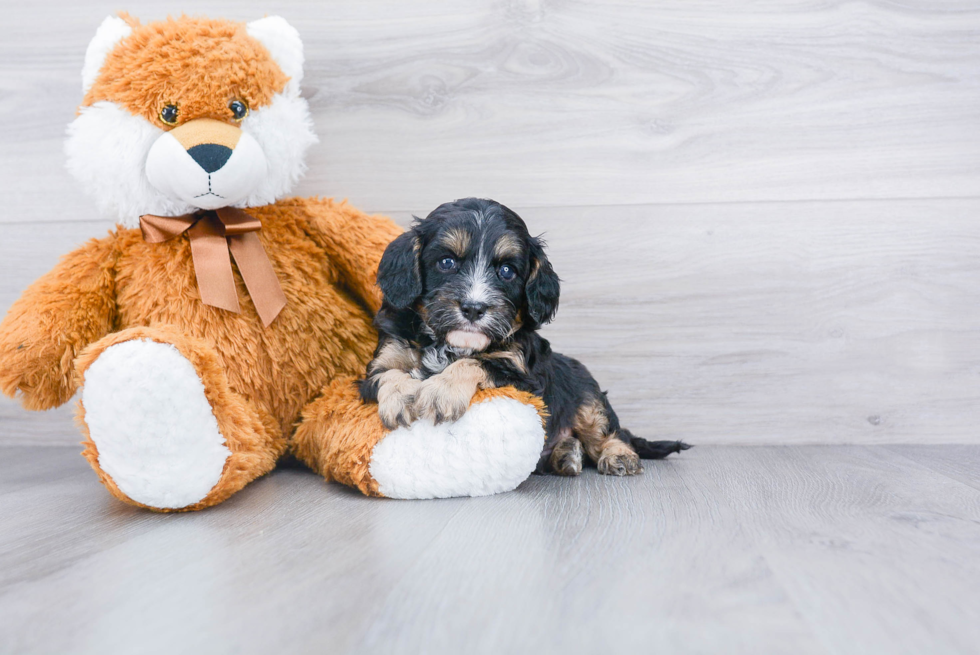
(369, 397, 544, 499)
(81, 339, 231, 509)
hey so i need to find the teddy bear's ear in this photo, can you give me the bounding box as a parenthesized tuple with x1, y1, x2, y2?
(81, 16, 132, 94)
(247, 16, 304, 97)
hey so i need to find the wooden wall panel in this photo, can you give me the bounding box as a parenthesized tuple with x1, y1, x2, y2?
(3, 199, 978, 445)
(1, 1, 977, 445)
(1, 0, 979, 223)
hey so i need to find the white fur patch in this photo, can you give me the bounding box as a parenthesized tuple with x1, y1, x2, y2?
(81, 339, 231, 510)
(369, 397, 544, 499)
(239, 92, 318, 206)
(246, 16, 304, 97)
(65, 101, 195, 227)
(82, 16, 131, 94)
(64, 93, 317, 226)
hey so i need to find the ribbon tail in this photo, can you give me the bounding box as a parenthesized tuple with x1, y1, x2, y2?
(188, 218, 241, 314)
(228, 232, 287, 327)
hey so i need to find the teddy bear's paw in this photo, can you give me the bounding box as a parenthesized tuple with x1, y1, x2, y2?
(81, 339, 232, 509)
(369, 395, 546, 499)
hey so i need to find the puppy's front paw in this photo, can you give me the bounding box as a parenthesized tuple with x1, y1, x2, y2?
(597, 440, 643, 476)
(413, 376, 473, 424)
(377, 376, 422, 430)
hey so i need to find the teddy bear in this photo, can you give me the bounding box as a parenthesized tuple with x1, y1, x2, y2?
(0, 13, 546, 510)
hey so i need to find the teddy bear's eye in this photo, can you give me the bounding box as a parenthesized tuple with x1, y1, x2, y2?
(229, 100, 249, 122)
(159, 104, 179, 126)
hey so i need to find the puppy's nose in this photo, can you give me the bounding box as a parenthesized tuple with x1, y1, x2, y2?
(460, 301, 488, 322)
(187, 143, 233, 173)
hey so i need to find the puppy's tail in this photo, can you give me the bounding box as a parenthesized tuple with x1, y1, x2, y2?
(621, 429, 691, 459)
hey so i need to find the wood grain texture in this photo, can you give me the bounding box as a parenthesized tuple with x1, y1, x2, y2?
(1, 2, 978, 445)
(4, 199, 978, 446)
(2, 445, 979, 654)
(1, 0, 979, 222)
(526, 198, 980, 445)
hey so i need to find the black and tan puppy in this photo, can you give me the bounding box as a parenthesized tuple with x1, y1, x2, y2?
(360, 198, 689, 476)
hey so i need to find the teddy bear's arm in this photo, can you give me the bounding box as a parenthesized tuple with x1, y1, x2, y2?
(299, 199, 403, 314)
(0, 235, 118, 410)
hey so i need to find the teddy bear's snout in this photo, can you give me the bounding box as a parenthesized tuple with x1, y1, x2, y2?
(171, 118, 242, 173)
(144, 116, 268, 210)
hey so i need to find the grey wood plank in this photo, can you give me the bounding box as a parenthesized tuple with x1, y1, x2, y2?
(0, 447, 471, 654)
(3, 445, 980, 654)
(532, 198, 980, 445)
(354, 456, 826, 655)
(353, 445, 980, 655)
(884, 444, 980, 491)
(2, 0, 979, 222)
(4, 198, 980, 446)
(0, 401, 78, 447)
(722, 446, 980, 655)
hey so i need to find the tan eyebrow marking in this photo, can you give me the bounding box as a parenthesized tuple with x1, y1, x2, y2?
(493, 233, 523, 260)
(438, 227, 472, 256)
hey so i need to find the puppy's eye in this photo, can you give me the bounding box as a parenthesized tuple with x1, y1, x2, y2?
(437, 257, 457, 273)
(229, 99, 249, 121)
(497, 264, 516, 281)
(159, 104, 179, 126)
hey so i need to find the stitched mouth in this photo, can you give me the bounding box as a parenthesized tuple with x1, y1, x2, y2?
(193, 174, 226, 199)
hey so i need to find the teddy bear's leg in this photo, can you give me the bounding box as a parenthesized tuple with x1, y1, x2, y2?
(292, 378, 548, 499)
(74, 327, 282, 512)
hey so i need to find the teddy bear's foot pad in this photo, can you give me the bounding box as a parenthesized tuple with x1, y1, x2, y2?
(368, 396, 545, 499)
(81, 339, 231, 509)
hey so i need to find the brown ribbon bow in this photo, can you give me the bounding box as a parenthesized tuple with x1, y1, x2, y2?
(139, 208, 286, 327)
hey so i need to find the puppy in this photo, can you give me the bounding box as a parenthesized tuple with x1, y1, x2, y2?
(360, 198, 689, 476)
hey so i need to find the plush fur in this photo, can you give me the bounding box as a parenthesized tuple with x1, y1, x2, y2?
(66, 14, 317, 227)
(0, 14, 546, 509)
(361, 198, 690, 477)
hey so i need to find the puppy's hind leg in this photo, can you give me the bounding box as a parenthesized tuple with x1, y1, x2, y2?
(548, 428, 584, 476)
(573, 397, 642, 476)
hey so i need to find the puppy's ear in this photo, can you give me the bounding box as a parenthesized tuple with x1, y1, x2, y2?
(525, 236, 560, 326)
(377, 230, 422, 309)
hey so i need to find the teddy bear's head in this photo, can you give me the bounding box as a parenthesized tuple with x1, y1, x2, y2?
(65, 14, 318, 227)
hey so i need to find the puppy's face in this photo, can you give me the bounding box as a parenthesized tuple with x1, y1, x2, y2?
(378, 199, 560, 351)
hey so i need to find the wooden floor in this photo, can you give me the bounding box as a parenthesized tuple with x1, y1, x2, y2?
(2, 444, 979, 654)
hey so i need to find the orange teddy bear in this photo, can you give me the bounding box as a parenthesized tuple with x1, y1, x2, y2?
(0, 14, 545, 510)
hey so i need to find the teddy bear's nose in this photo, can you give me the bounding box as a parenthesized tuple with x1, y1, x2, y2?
(187, 143, 233, 173)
